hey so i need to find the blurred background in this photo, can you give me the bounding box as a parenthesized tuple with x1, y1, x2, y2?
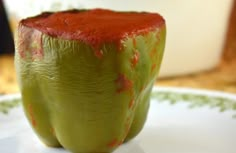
(0, 0, 236, 94)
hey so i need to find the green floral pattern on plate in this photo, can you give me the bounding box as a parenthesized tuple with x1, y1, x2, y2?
(1, 90, 236, 118)
(0, 99, 21, 114)
(151, 91, 236, 118)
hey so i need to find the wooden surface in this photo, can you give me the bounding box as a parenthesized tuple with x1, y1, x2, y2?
(0, 2, 236, 94)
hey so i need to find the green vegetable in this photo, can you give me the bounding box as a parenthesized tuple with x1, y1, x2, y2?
(15, 14, 166, 153)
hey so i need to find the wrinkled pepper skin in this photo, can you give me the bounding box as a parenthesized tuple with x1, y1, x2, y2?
(15, 11, 166, 153)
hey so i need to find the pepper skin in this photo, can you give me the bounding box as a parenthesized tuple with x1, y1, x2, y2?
(15, 9, 166, 153)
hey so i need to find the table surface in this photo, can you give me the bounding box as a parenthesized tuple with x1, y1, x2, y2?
(1, 2, 236, 94)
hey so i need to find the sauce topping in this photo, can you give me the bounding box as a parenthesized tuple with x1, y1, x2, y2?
(21, 9, 165, 49)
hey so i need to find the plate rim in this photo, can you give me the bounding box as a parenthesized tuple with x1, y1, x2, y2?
(1, 86, 236, 102)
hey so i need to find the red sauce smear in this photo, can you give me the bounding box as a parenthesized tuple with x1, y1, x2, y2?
(151, 63, 157, 73)
(107, 139, 119, 148)
(20, 9, 165, 50)
(28, 104, 36, 127)
(94, 49, 103, 59)
(140, 85, 145, 92)
(149, 47, 157, 58)
(133, 38, 137, 48)
(129, 99, 135, 109)
(115, 74, 133, 93)
(124, 121, 131, 138)
(131, 50, 140, 68)
(50, 127, 55, 136)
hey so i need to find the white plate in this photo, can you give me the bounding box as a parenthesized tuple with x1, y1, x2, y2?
(0, 87, 236, 153)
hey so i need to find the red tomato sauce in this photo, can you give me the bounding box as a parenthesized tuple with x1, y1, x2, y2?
(20, 9, 165, 50)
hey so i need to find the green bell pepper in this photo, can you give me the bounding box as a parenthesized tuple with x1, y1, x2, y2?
(15, 9, 166, 153)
